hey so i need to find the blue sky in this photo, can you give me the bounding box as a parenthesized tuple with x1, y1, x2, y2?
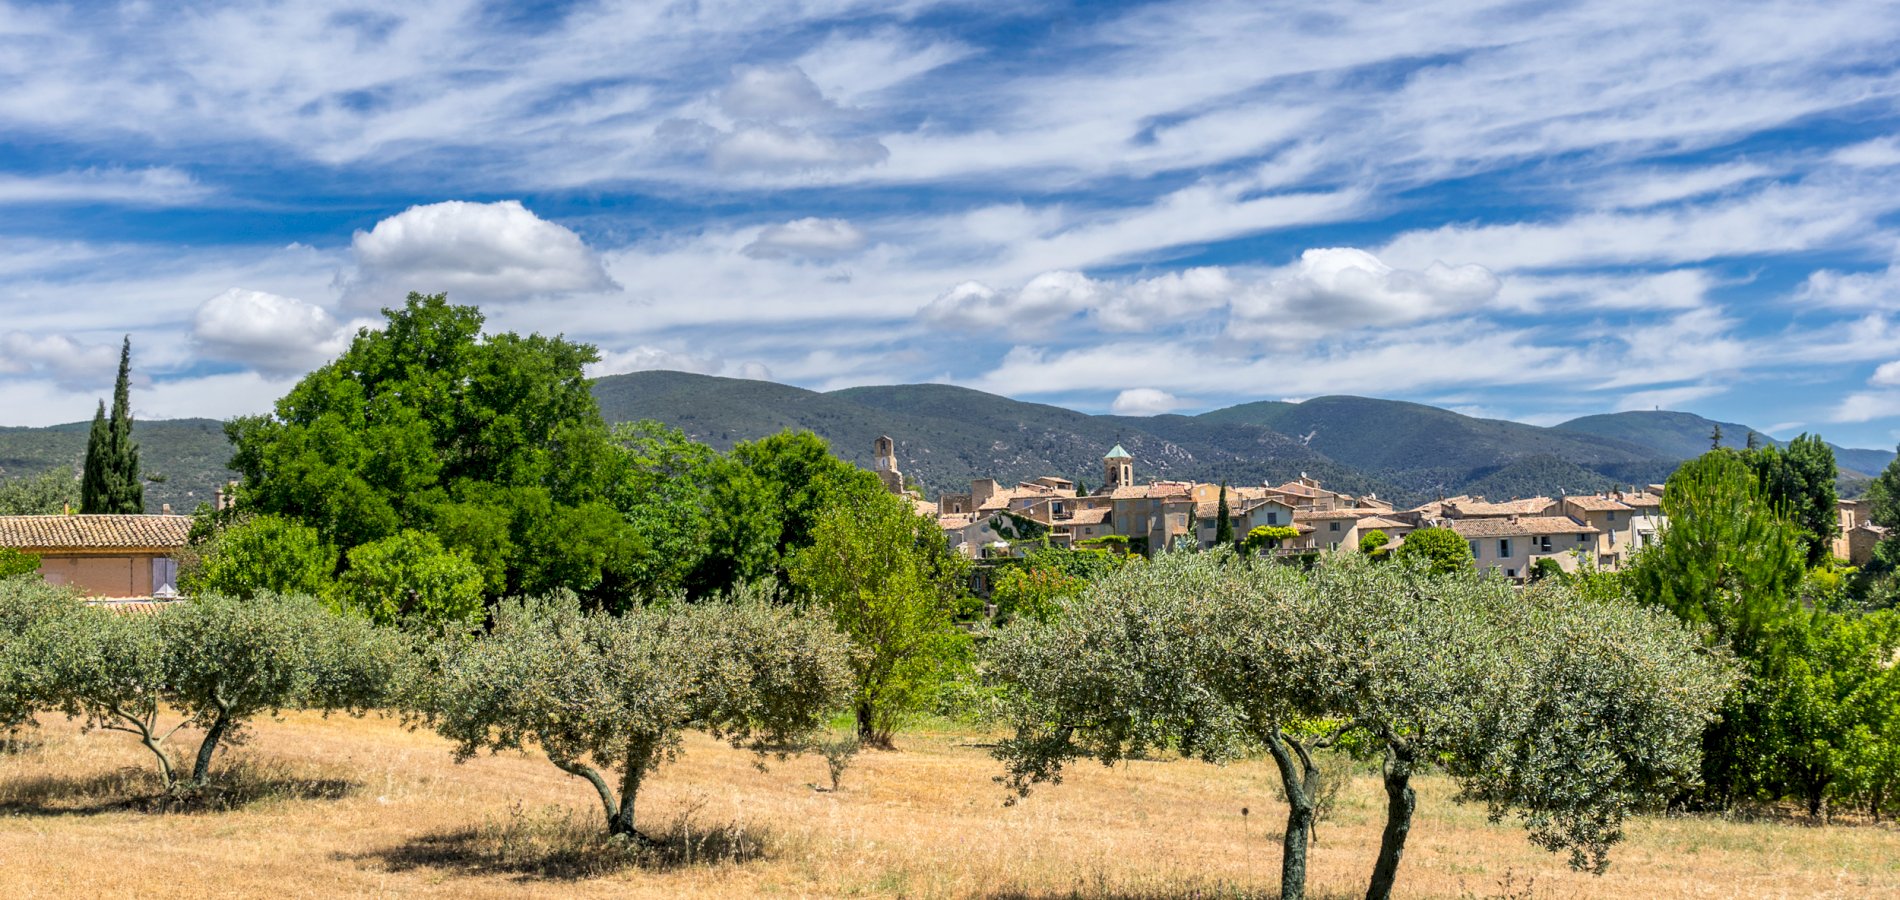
(4, 1, 1900, 451)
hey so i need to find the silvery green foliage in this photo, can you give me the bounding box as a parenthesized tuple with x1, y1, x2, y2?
(0, 577, 82, 732)
(25, 591, 413, 790)
(426, 588, 853, 837)
(1453, 579, 1735, 873)
(986, 551, 1733, 900)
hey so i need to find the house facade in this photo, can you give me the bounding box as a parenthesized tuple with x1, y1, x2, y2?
(0, 514, 192, 598)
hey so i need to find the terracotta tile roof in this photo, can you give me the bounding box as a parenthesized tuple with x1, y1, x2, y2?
(909, 499, 940, 517)
(1448, 516, 1597, 538)
(1109, 483, 1191, 500)
(85, 598, 185, 614)
(1446, 497, 1556, 518)
(0, 515, 192, 551)
(1563, 495, 1632, 512)
(1620, 491, 1663, 509)
(1356, 516, 1411, 530)
(1062, 507, 1112, 526)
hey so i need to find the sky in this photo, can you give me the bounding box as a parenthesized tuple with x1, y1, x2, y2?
(3, 1, 1900, 450)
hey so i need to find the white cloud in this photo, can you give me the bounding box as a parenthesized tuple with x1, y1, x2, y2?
(1797, 262, 1900, 310)
(921, 271, 1100, 331)
(1110, 388, 1189, 416)
(1872, 360, 1900, 387)
(1599, 163, 1774, 209)
(0, 167, 212, 206)
(1227, 248, 1498, 341)
(0, 331, 118, 388)
(742, 217, 866, 259)
(191, 288, 358, 375)
(587, 344, 773, 382)
(719, 66, 838, 120)
(342, 200, 617, 308)
(1493, 269, 1717, 313)
(1834, 390, 1900, 423)
(1833, 137, 1900, 169)
(710, 123, 889, 172)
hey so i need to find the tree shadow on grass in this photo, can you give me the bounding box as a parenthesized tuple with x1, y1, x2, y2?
(0, 757, 358, 817)
(353, 801, 774, 882)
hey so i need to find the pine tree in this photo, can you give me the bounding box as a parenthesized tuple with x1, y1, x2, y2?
(80, 338, 142, 514)
(1214, 482, 1234, 547)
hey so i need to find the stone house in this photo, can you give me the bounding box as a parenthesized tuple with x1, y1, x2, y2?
(0, 514, 192, 598)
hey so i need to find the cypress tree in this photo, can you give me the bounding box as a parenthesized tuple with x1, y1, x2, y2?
(79, 401, 111, 513)
(79, 337, 142, 514)
(1214, 482, 1234, 547)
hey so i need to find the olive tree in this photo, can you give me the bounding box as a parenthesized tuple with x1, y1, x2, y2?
(988, 552, 1734, 900)
(27, 592, 412, 791)
(1291, 559, 1733, 899)
(986, 552, 1320, 899)
(0, 577, 82, 735)
(425, 591, 852, 839)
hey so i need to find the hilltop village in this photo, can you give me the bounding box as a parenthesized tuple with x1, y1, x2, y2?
(874, 436, 1886, 579)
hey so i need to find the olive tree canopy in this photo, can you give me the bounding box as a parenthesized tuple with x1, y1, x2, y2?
(986, 552, 1732, 900)
(426, 591, 853, 838)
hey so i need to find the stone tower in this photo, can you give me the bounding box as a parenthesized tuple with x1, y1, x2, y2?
(874, 435, 905, 495)
(1103, 444, 1133, 491)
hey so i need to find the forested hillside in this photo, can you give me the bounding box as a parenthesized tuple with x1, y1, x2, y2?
(3, 372, 1892, 509)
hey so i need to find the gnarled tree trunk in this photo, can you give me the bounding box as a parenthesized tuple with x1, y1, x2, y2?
(189, 713, 231, 787)
(1265, 731, 1321, 900)
(1365, 740, 1418, 900)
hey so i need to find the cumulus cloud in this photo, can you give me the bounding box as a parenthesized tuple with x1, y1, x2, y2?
(191, 288, 358, 375)
(342, 200, 617, 308)
(1110, 388, 1190, 416)
(719, 66, 838, 120)
(921, 271, 1099, 331)
(0, 331, 118, 388)
(742, 217, 866, 259)
(1227, 248, 1499, 341)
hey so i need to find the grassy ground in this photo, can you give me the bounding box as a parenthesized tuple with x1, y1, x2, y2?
(1, 712, 1896, 899)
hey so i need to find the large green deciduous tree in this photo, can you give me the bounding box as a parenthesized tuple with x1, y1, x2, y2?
(425, 591, 852, 838)
(183, 513, 337, 600)
(789, 491, 970, 747)
(1391, 526, 1472, 574)
(337, 529, 485, 631)
(0, 578, 82, 734)
(80, 338, 143, 514)
(226, 294, 632, 607)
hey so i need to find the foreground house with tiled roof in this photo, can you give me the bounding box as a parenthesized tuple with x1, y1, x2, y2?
(0, 514, 191, 598)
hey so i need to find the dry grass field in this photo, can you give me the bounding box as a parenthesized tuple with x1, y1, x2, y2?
(1, 711, 1896, 899)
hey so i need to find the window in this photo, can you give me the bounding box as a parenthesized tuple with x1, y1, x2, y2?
(1329, 521, 1341, 532)
(1608, 510, 1617, 521)
(1537, 536, 1552, 552)
(1506, 568, 1518, 579)
(1578, 533, 1589, 544)
(1266, 511, 1279, 525)
(1497, 538, 1512, 558)
(1053, 502, 1064, 515)
(1469, 541, 1481, 558)
(1329, 541, 1339, 551)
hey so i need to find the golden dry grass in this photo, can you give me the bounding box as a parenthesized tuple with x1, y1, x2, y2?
(1, 711, 1896, 899)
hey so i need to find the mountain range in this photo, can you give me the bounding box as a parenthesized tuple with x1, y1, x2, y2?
(1, 371, 1890, 512)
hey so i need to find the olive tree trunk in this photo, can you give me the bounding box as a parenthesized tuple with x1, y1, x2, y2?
(1365, 741, 1418, 900)
(189, 713, 232, 787)
(553, 736, 657, 840)
(1265, 731, 1321, 900)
